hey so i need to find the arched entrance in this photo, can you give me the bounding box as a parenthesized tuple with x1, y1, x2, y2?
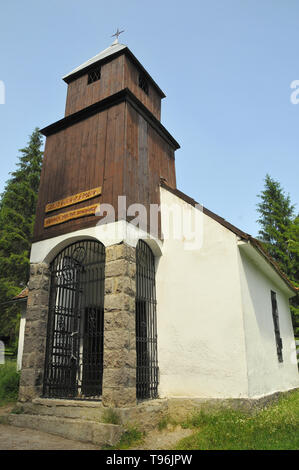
(136, 240, 158, 399)
(43, 240, 105, 400)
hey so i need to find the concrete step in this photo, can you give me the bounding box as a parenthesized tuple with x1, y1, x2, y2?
(6, 413, 123, 447)
(15, 397, 169, 431)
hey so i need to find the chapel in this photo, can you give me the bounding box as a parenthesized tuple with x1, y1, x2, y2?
(15, 37, 298, 443)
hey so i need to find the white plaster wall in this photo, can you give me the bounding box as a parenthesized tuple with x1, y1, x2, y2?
(17, 304, 26, 371)
(156, 188, 249, 398)
(238, 249, 299, 398)
(28, 190, 298, 400)
(30, 220, 162, 264)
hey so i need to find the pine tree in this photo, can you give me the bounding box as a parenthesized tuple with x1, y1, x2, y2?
(257, 174, 298, 334)
(286, 216, 299, 336)
(0, 128, 43, 346)
(257, 175, 295, 272)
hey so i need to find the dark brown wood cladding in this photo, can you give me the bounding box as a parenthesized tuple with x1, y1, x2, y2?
(34, 86, 177, 242)
(65, 55, 125, 116)
(124, 56, 161, 120)
(41, 89, 179, 151)
(64, 53, 161, 121)
(34, 102, 125, 241)
(121, 102, 176, 238)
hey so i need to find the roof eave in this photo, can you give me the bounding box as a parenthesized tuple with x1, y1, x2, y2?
(40, 88, 180, 150)
(62, 47, 166, 98)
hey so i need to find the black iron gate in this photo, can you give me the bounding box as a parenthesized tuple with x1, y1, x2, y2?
(43, 240, 105, 400)
(136, 240, 158, 399)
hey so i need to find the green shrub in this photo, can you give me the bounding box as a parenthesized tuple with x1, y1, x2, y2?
(0, 361, 20, 403)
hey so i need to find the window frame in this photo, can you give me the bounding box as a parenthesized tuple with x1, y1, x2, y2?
(138, 73, 149, 95)
(87, 67, 101, 85)
(271, 290, 283, 363)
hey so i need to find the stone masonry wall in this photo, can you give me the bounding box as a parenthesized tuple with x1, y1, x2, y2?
(102, 242, 137, 407)
(19, 263, 51, 402)
(19, 243, 137, 406)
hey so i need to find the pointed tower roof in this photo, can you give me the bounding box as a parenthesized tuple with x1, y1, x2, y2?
(62, 40, 165, 98)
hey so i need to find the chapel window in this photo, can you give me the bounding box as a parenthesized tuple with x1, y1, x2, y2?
(138, 73, 149, 95)
(271, 291, 283, 363)
(88, 67, 101, 84)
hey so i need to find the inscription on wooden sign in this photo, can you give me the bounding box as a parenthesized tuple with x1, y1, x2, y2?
(44, 204, 99, 228)
(45, 186, 102, 213)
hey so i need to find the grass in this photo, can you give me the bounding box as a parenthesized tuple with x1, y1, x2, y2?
(101, 408, 121, 425)
(174, 389, 299, 450)
(0, 360, 20, 406)
(4, 347, 17, 358)
(157, 415, 178, 431)
(101, 409, 144, 450)
(116, 426, 144, 449)
(158, 416, 171, 431)
(10, 405, 24, 414)
(102, 425, 144, 450)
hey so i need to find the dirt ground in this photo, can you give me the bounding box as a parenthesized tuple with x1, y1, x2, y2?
(132, 426, 193, 450)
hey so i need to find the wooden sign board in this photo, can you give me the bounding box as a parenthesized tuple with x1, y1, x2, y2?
(45, 187, 102, 213)
(44, 204, 99, 228)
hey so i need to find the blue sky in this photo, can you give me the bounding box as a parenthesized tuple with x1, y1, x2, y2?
(0, 0, 298, 237)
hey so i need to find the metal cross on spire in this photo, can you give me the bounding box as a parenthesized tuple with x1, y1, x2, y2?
(111, 28, 125, 43)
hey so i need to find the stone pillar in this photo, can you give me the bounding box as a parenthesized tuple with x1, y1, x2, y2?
(102, 242, 137, 407)
(19, 263, 51, 402)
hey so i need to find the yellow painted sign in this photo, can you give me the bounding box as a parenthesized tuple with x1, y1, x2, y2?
(44, 204, 99, 228)
(45, 187, 102, 213)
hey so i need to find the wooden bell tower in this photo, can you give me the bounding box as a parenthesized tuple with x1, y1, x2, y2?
(34, 40, 180, 242)
(19, 39, 180, 407)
